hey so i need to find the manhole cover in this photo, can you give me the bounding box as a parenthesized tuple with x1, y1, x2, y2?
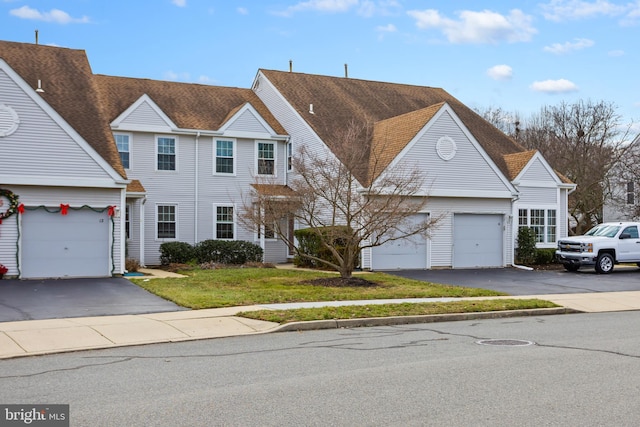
(476, 339, 535, 347)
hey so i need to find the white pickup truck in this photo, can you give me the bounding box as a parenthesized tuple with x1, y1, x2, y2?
(556, 222, 640, 273)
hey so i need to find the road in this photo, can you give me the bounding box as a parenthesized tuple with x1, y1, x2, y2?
(2, 311, 640, 426)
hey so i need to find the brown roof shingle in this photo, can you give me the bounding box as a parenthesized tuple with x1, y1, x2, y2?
(94, 75, 286, 135)
(260, 69, 535, 184)
(0, 41, 127, 179)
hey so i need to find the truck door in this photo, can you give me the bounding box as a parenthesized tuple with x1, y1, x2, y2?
(617, 225, 640, 262)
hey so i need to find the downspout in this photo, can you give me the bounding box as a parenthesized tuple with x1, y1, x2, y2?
(194, 132, 200, 245)
(140, 196, 146, 267)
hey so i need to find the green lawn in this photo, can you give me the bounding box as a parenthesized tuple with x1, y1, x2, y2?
(132, 267, 506, 309)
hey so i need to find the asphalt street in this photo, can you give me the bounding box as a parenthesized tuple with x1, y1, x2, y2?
(2, 311, 639, 426)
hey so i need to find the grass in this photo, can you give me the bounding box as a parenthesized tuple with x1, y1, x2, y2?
(131, 267, 560, 324)
(238, 299, 560, 323)
(131, 267, 508, 309)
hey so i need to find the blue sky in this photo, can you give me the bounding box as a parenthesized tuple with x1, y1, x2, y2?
(2, 0, 639, 132)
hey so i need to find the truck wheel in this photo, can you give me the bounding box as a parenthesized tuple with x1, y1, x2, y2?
(595, 253, 614, 274)
(563, 263, 580, 272)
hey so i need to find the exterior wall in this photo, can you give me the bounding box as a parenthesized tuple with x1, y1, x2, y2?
(120, 100, 170, 129)
(0, 69, 113, 181)
(120, 104, 289, 265)
(0, 185, 124, 276)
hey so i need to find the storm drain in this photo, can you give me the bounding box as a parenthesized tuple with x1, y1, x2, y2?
(476, 339, 535, 347)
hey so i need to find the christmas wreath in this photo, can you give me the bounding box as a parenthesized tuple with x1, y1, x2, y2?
(0, 188, 19, 222)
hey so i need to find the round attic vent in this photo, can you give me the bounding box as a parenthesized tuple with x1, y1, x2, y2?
(0, 104, 20, 137)
(436, 135, 457, 161)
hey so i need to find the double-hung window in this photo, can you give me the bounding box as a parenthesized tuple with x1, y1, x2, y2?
(157, 205, 177, 239)
(627, 182, 635, 205)
(287, 142, 292, 172)
(257, 142, 275, 175)
(216, 206, 234, 239)
(115, 134, 130, 169)
(518, 208, 556, 244)
(215, 140, 234, 174)
(157, 136, 176, 171)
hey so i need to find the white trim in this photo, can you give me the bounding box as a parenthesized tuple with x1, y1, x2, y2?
(114, 132, 132, 170)
(213, 203, 236, 240)
(255, 140, 277, 177)
(0, 175, 128, 188)
(213, 138, 237, 176)
(155, 203, 178, 241)
(0, 59, 126, 182)
(111, 94, 176, 131)
(155, 134, 178, 172)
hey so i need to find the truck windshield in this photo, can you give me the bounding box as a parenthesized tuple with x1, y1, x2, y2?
(585, 224, 620, 238)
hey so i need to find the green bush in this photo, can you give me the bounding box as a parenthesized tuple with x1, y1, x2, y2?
(535, 248, 557, 265)
(195, 240, 263, 265)
(293, 226, 358, 269)
(516, 227, 537, 264)
(159, 241, 196, 265)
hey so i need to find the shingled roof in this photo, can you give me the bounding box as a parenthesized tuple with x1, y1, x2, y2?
(260, 69, 535, 184)
(94, 75, 286, 135)
(0, 41, 126, 179)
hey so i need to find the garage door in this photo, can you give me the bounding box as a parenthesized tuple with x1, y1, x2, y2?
(453, 214, 503, 268)
(21, 208, 110, 278)
(372, 214, 429, 270)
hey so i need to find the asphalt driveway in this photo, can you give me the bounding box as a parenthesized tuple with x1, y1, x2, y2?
(387, 265, 640, 295)
(0, 277, 186, 322)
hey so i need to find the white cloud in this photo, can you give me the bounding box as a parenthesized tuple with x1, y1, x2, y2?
(358, 0, 401, 17)
(172, 0, 187, 7)
(540, 0, 626, 21)
(9, 6, 90, 24)
(376, 23, 397, 33)
(543, 38, 594, 54)
(530, 79, 579, 93)
(608, 49, 625, 57)
(237, 7, 249, 15)
(164, 71, 191, 81)
(275, 0, 358, 17)
(407, 8, 536, 44)
(487, 65, 513, 81)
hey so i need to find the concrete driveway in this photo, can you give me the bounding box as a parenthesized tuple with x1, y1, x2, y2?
(0, 277, 186, 322)
(387, 265, 640, 295)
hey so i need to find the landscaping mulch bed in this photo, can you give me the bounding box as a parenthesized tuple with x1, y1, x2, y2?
(303, 277, 380, 288)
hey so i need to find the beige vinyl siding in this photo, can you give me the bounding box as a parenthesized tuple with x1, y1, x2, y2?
(0, 70, 114, 180)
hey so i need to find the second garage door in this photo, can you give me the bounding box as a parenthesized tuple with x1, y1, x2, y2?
(453, 214, 503, 268)
(371, 214, 429, 270)
(21, 208, 111, 278)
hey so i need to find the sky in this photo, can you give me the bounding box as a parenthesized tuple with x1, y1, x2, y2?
(1, 0, 639, 133)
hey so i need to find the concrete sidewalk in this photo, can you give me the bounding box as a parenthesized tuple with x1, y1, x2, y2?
(3, 291, 640, 359)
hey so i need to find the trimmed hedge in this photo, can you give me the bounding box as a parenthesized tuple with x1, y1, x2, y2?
(195, 240, 263, 265)
(159, 241, 196, 265)
(535, 248, 557, 265)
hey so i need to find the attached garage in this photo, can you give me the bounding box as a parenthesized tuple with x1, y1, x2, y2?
(21, 208, 111, 278)
(453, 214, 503, 268)
(371, 214, 429, 270)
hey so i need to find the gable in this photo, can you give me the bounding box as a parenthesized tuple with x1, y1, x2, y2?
(111, 94, 175, 132)
(219, 103, 278, 138)
(520, 157, 558, 182)
(379, 106, 515, 198)
(0, 67, 122, 186)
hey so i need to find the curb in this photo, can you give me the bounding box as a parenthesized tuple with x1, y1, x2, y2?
(271, 307, 581, 332)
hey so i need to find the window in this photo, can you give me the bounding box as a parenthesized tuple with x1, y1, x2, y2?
(287, 141, 292, 171)
(216, 140, 234, 174)
(216, 206, 234, 239)
(257, 142, 275, 175)
(627, 182, 635, 205)
(157, 136, 176, 171)
(623, 226, 639, 239)
(125, 204, 131, 240)
(518, 208, 557, 244)
(115, 134, 130, 169)
(157, 205, 176, 239)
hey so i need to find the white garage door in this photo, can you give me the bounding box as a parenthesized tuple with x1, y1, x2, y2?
(21, 208, 111, 278)
(453, 214, 503, 268)
(372, 214, 429, 270)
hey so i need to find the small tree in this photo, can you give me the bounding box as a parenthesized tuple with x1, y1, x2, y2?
(516, 227, 537, 265)
(240, 121, 439, 278)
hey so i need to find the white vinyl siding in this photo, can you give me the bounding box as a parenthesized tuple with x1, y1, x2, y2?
(120, 100, 170, 128)
(225, 109, 271, 134)
(520, 158, 557, 182)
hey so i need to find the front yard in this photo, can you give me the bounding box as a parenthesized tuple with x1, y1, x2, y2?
(130, 267, 559, 323)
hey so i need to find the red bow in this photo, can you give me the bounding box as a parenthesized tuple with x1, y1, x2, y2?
(18, 203, 24, 214)
(60, 204, 69, 215)
(107, 205, 116, 217)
